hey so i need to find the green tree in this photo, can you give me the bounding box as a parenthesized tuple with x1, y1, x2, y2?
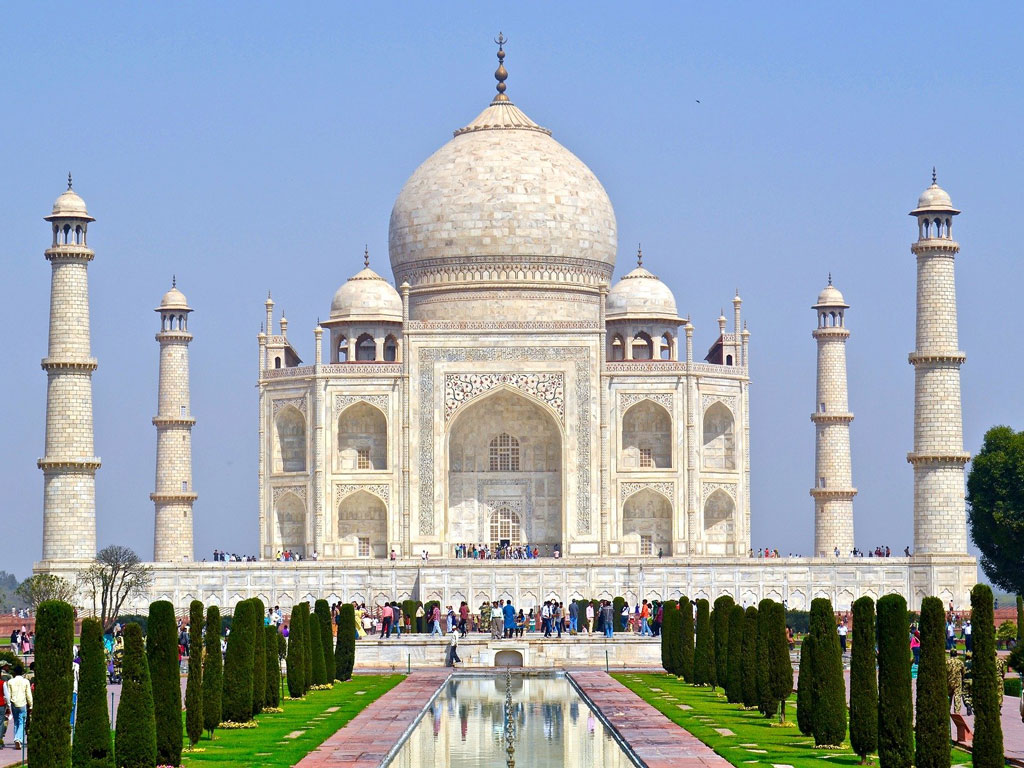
(201, 605, 223, 737)
(915, 597, 949, 768)
(612, 596, 626, 633)
(15, 574, 77, 612)
(713, 595, 734, 690)
(756, 599, 775, 717)
(966, 426, 1024, 596)
(768, 602, 793, 722)
(693, 599, 712, 685)
(300, 605, 313, 692)
(185, 601, 204, 747)
(264, 625, 281, 707)
(146, 601, 182, 767)
(1017, 594, 1023, 642)
(796, 630, 815, 735)
(809, 597, 846, 746)
(660, 600, 680, 675)
(314, 599, 335, 683)
(78, 545, 153, 633)
(286, 603, 306, 698)
(849, 596, 877, 763)
(221, 599, 255, 723)
(877, 594, 912, 768)
(32, 599, 74, 768)
(72, 618, 114, 768)
(679, 597, 695, 683)
(401, 600, 416, 633)
(309, 602, 328, 686)
(740, 606, 759, 708)
(335, 603, 356, 682)
(969, 584, 1004, 768)
(250, 598, 266, 716)
(725, 604, 745, 704)
(114, 623, 156, 768)
(707, 607, 718, 689)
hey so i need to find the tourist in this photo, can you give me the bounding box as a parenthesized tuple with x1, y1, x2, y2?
(553, 602, 564, 638)
(541, 601, 552, 637)
(445, 637, 461, 667)
(946, 618, 956, 650)
(652, 601, 663, 637)
(429, 604, 441, 637)
(837, 620, 848, 653)
(458, 602, 469, 638)
(568, 600, 579, 635)
(963, 620, 972, 652)
(392, 602, 403, 637)
(601, 601, 614, 638)
(479, 601, 491, 635)
(503, 600, 516, 639)
(585, 602, 595, 634)
(620, 602, 630, 631)
(910, 629, 921, 666)
(491, 601, 503, 640)
(4, 662, 31, 751)
(381, 602, 393, 639)
(447, 606, 457, 635)
(639, 600, 653, 637)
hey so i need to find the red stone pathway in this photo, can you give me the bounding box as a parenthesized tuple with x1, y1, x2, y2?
(569, 671, 731, 768)
(295, 670, 451, 768)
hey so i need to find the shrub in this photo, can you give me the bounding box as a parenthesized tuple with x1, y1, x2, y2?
(264, 625, 280, 707)
(877, 593, 912, 768)
(612, 596, 626, 633)
(309, 603, 328, 686)
(34, 599, 74, 768)
(1005, 677, 1022, 698)
(679, 597, 695, 682)
(756, 599, 775, 717)
(707, 607, 718, 689)
(185, 601, 204, 748)
(221, 599, 255, 723)
(146, 601, 181, 767)
(996, 620, 1017, 649)
(73, 617, 114, 768)
(314, 600, 335, 683)
(300, 604, 313, 691)
(741, 606, 759, 708)
(915, 597, 949, 768)
(725, 604, 745, 704)
(114, 623, 156, 768)
(849, 596, 877, 763)
(970, 584, 1004, 768)
(693, 599, 712, 685)
(661, 601, 680, 675)
(809, 597, 846, 746)
(768, 602, 793, 722)
(401, 600, 416, 633)
(335, 604, 356, 681)
(202, 606, 223, 736)
(713, 595, 734, 689)
(796, 630, 815, 735)
(286, 603, 306, 698)
(250, 598, 266, 716)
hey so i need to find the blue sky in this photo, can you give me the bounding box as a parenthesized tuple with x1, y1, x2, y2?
(2, 3, 1022, 578)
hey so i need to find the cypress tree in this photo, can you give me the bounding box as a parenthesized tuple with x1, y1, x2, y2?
(402, 600, 416, 633)
(693, 599, 711, 685)
(73, 618, 114, 768)
(769, 601, 793, 722)
(309, 603, 328, 686)
(713, 595, 734, 690)
(314, 600, 335, 683)
(335, 603, 356, 681)
(679, 597, 695, 682)
(1017, 594, 1023, 643)
(33, 599, 74, 768)
(201, 606, 223, 737)
(286, 604, 305, 698)
(300, 604, 314, 692)
(221, 599, 255, 723)
(877, 594, 912, 768)
(146, 601, 182, 767)
(264, 625, 281, 707)
(796, 630, 816, 734)
(612, 596, 626, 633)
(250, 598, 266, 716)
(915, 597, 949, 768)
(115, 623, 157, 768)
(661, 601, 680, 675)
(809, 597, 846, 747)
(849, 596, 877, 763)
(756, 599, 776, 717)
(707, 607, 718, 689)
(725, 603, 745, 703)
(969, 584, 1004, 768)
(184, 601, 204, 748)
(741, 606, 759, 708)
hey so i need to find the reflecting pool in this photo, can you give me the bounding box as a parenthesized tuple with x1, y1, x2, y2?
(387, 674, 637, 767)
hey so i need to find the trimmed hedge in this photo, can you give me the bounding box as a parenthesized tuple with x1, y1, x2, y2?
(309, 602, 328, 686)
(146, 601, 182, 767)
(809, 597, 846, 747)
(849, 596, 877, 763)
(401, 600, 417, 633)
(660, 600, 680, 675)
(114, 623, 156, 768)
(34, 599, 74, 768)
(693, 599, 712, 685)
(877, 593, 912, 768)
(221, 599, 255, 723)
(336, 603, 356, 681)
(756, 599, 774, 717)
(725, 603, 745, 704)
(202, 605, 223, 736)
(612, 596, 626, 633)
(970, 584, 1004, 768)
(768, 601, 793, 722)
(915, 597, 949, 768)
(707, 607, 718, 689)
(250, 598, 266, 716)
(796, 629, 815, 735)
(315, 600, 335, 682)
(264, 625, 281, 708)
(185, 601, 204, 748)
(740, 605, 759, 708)
(679, 597, 695, 682)
(286, 603, 306, 697)
(713, 595, 734, 690)
(73, 617, 114, 768)
(301, 604, 313, 691)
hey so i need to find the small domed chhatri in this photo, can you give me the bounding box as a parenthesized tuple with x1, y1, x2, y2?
(813, 275, 848, 309)
(606, 247, 680, 320)
(330, 248, 403, 322)
(911, 167, 959, 214)
(45, 173, 94, 222)
(159, 277, 190, 311)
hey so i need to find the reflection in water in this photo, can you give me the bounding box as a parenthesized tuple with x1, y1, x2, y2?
(387, 675, 635, 768)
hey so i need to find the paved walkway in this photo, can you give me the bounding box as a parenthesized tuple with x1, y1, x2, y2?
(570, 670, 731, 768)
(295, 669, 451, 768)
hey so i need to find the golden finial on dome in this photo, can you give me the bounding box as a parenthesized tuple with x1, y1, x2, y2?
(493, 32, 509, 103)
(636, 243, 643, 268)
(364, 244, 370, 268)
(67, 172, 73, 191)
(932, 166, 937, 185)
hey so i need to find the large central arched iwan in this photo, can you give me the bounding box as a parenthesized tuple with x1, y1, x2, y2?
(447, 388, 563, 551)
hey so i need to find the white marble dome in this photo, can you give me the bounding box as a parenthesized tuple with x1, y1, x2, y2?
(330, 266, 402, 322)
(46, 187, 93, 221)
(607, 263, 679, 320)
(912, 180, 958, 214)
(814, 282, 847, 308)
(159, 285, 190, 310)
(388, 99, 618, 287)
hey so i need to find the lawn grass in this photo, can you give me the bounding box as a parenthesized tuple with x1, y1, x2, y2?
(181, 674, 403, 767)
(613, 673, 974, 768)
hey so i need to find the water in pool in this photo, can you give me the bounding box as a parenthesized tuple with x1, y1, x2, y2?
(386, 674, 637, 767)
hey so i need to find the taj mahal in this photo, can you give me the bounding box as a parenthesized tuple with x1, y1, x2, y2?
(34, 42, 977, 616)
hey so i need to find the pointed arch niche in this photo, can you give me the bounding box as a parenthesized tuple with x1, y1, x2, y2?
(703, 489, 734, 548)
(337, 402, 387, 471)
(622, 488, 672, 555)
(702, 401, 736, 470)
(274, 492, 306, 554)
(621, 399, 672, 469)
(273, 406, 307, 473)
(337, 490, 387, 558)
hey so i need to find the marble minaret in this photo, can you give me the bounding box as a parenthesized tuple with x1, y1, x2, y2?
(39, 176, 100, 561)
(810, 277, 856, 556)
(151, 279, 197, 562)
(908, 172, 969, 555)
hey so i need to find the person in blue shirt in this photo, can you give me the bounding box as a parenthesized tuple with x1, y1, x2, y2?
(503, 600, 517, 639)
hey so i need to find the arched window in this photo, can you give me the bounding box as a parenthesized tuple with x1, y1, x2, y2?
(621, 400, 672, 469)
(338, 402, 387, 470)
(274, 356, 282, 369)
(660, 333, 673, 360)
(275, 492, 306, 554)
(275, 406, 306, 472)
(337, 336, 348, 362)
(383, 334, 398, 362)
(355, 334, 376, 361)
(702, 402, 736, 470)
(611, 334, 625, 361)
(488, 433, 520, 472)
(725, 354, 733, 365)
(632, 332, 654, 360)
(489, 505, 522, 548)
(703, 489, 735, 545)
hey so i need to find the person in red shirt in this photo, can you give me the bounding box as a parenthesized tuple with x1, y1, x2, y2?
(458, 602, 469, 638)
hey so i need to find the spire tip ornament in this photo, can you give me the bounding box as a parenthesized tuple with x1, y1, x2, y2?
(636, 243, 643, 267)
(493, 32, 510, 103)
(172, 274, 176, 288)
(932, 166, 937, 185)
(67, 172, 73, 191)
(364, 244, 370, 268)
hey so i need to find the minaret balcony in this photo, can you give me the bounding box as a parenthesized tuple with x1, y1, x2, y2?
(910, 240, 959, 255)
(41, 357, 98, 372)
(907, 351, 966, 365)
(152, 415, 197, 427)
(811, 327, 850, 340)
(906, 451, 970, 466)
(150, 491, 198, 503)
(44, 245, 95, 262)
(810, 411, 853, 425)
(37, 457, 102, 472)
(809, 487, 857, 500)
(155, 330, 193, 342)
